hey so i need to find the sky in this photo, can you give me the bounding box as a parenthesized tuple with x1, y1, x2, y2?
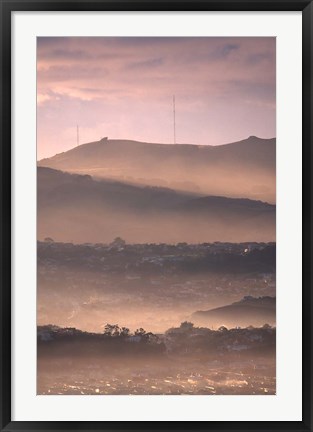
(37, 37, 276, 160)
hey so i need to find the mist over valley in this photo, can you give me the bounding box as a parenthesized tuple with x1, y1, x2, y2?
(38, 136, 276, 203)
(38, 162, 275, 244)
(37, 136, 276, 395)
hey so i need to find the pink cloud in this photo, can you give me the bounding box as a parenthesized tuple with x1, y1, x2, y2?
(37, 37, 276, 159)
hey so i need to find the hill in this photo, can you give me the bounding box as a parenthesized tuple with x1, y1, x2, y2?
(37, 167, 275, 244)
(192, 296, 276, 328)
(38, 136, 276, 203)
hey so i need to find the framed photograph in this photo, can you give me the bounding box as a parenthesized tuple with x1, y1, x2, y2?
(1, 0, 312, 430)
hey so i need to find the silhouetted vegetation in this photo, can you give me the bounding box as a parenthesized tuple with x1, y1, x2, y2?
(38, 322, 275, 361)
(38, 324, 166, 359)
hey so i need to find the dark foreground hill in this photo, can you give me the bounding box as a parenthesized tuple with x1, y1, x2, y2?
(38, 322, 275, 360)
(37, 167, 275, 244)
(38, 136, 276, 203)
(192, 296, 276, 328)
(37, 324, 276, 395)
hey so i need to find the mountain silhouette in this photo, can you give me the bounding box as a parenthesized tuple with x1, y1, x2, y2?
(38, 167, 275, 244)
(38, 136, 276, 203)
(192, 296, 276, 328)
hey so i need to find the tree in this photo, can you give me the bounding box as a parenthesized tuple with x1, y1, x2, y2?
(180, 321, 194, 332)
(120, 327, 130, 337)
(177, 242, 188, 248)
(135, 328, 146, 337)
(134, 328, 159, 344)
(104, 323, 120, 337)
(110, 237, 126, 248)
(262, 323, 272, 330)
(44, 237, 54, 243)
(145, 332, 159, 344)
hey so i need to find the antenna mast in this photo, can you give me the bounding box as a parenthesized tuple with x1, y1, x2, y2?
(173, 95, 176, 144)
(76, 125, 79, 147)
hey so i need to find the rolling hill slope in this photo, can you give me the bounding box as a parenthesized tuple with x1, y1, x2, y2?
(38, 167, 275, 244)
(38, 136, 276, 203)
(192, 296, 276, 328)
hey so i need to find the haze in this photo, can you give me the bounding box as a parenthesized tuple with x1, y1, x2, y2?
(37, 37, 276, 159)
(37, 36, 276, 396)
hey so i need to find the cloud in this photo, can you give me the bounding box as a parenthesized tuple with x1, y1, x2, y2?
(212, 43, 239, 60)
(41, 48, 93, 60)
(127, 57, 164, 70)
(37, 93, 52, 105)
(246, 52, 275, 65)
(37, 92, 61, 105)
(37, 37, 276, 159)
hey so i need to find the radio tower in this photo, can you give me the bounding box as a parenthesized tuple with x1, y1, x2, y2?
(76, 125, 79, 147)
(173, 95, 176, 144)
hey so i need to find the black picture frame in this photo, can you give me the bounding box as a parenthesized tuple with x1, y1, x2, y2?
(1, 1, 312, 430)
